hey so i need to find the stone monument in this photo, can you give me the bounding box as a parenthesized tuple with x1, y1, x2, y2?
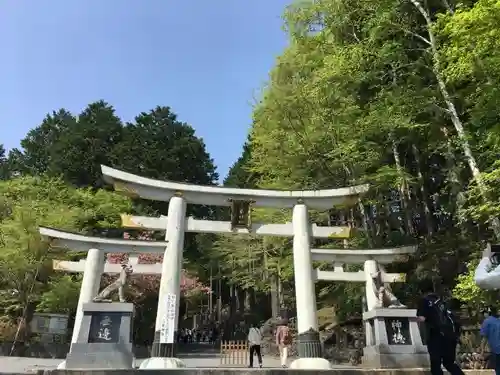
(64, 302, 135, 369)
(362, 259, 429, 368)
(371, 270, 406, 309)
(93, 264, 133, 303)
(63, 266, 136, 369)
(362, 308, 428, 368)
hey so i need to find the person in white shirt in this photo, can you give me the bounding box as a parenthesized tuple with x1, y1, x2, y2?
(247, 323, 263, 368)
(475, 244, 500, 290)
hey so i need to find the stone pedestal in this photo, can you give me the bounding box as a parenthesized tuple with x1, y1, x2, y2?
(362, 308, 429, 369)
(64, 302, 135, 369)
(297, 329, 323, 358)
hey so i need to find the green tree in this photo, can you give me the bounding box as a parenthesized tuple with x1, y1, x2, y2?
(55, 101, 123, 188)
(0, 176, 131, 341)
(36, 276, 81, 315)
(9, 103, 218, 206)
(9, 102, 122, 188)
(111, 106, 218, 217)
(0, 144, 10, 180)
(7, 103, 220, 327)
(216, 0, 500, 323)
(223, 139, 258, 188)
(9, 109, 77, 178)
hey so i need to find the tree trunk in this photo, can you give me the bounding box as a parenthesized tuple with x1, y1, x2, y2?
(391, 137, 414, 235)
(10, 263, 44, 356)
(375, 194, 390, 242)
(208, 267, 213, 320)
(440, 127, 466, 217)
(277, 257, 284, 309)
(217, 265, 222, 323)
(278, 277, 284, 308)
(410, 0, 500, 239)
(270, 274, 279, 317)
(244, 289, 251, 312)
(229, 284, 236, 317)
(411, 143, 434, 236)
(358, 200, 375, 247)
(239, 288, 244, 313)
(342, 162, 375, 246)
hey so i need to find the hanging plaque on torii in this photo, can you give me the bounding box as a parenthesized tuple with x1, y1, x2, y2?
(229, 199, 253, 230)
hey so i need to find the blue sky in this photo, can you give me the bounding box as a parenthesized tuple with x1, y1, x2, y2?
(0, 0, 290, 180)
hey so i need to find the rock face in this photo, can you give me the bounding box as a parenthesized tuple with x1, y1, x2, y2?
(457, 352, 491, 369)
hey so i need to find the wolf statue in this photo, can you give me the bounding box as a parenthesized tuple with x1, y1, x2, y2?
(371, 270, 406, 309)
(93, 264, 133, 303)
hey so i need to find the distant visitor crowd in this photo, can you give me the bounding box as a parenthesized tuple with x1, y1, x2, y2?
(176, 327, 220, 344)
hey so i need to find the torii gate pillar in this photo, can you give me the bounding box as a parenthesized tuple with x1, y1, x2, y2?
(140, 195, 187, 369)
(72, 248, 105, 343)
(290, 203, 331, 370)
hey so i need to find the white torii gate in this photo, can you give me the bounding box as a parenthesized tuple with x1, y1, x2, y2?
(53, 256, 162, 275)
(98, 165, 369, 370)
(311, 246, 416, 311)
(40, 227, 168, 347)
(120, 214, 353, 238)
(311, 245, 429, 368)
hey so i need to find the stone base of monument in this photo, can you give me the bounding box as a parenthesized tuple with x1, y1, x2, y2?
(289, 329, 332, 369)
(64, 302, 135, 369)
(139, 357, 186, 369)
(362, 308, 430, 369)
(138, 328, 185, 369)
(290, 357, 332, 369)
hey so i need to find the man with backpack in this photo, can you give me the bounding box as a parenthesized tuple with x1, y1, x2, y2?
(275, 319, 292, 368)
(417, 280, 465, 375)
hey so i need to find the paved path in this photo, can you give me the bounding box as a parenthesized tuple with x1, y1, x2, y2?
(0, 342, 355, 372)
(0, 355, 355, 373)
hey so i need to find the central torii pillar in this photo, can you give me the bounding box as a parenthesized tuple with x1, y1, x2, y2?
(140, 194, 187, 369)
(290, 202, 331, 370)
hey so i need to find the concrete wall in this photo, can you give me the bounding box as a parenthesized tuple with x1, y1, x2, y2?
(0, 342, 69, 358)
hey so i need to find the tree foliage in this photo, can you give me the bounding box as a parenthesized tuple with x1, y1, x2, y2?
(3, 0, 500, 337)
(9, 102, 218, 192)
(1, 102, 219, 341)
(205, 0, 500, 322)
(0, 176, 131, 340)
(0, 145, 10, 180)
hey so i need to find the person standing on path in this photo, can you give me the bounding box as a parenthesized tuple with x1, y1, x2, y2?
(247, 323, 263, 368)
(417, 280, 465, 375)
(480, 306, 500, 375)
(275, 319, 291, 368)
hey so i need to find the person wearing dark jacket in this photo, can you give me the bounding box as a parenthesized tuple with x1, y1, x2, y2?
(417, 280, 464, 375)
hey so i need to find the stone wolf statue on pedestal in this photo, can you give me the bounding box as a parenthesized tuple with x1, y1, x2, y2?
(371, 270, 406, 309)
(93, 264, 133, 303)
